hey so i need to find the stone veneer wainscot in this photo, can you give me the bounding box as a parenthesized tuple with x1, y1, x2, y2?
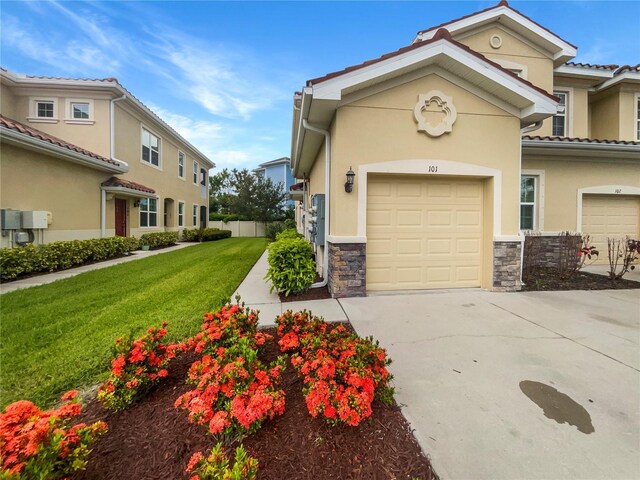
(493, 240, 522, 291)
(327, 242, 366, 298)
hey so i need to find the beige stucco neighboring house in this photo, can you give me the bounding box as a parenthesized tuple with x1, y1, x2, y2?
(291, 0, 640, 297)
(0, 68, 214, 247)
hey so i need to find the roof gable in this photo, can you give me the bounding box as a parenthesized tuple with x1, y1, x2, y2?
(413, 1, 577, 66)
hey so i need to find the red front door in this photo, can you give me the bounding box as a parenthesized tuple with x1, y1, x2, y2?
(115, 199, 127, 236)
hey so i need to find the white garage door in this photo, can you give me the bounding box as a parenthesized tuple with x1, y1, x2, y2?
(366, 175, 483, 291)
(582, 194, 640, 263)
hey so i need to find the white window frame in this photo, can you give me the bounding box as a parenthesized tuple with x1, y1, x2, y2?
(552, 89, 571, 137)
(64, 98, 94, 124)
(139, 197, 159, 228)
(28, 97, 58, 123)
(192, 204, 198, 226)
(178, 201, 185, 227)
(141, 125, 162, 169)
(193, 161, 199, 184)
(634, 93, 640, 142)
(178, 151, 185, 179)
(520, 170, 545, 231)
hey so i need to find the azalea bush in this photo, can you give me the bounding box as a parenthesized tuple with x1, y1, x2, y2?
(186, 443, 258, 480)
(276, 310, 394, 426)
(176, 301, 286, 440)
(98, 323, 186, 411)
(606, 237, 639, 281)
(0, 390, 107, 479)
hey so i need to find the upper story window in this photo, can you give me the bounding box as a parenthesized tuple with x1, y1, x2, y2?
(28, 97, 58, 122)
(141, 127, 160, 167)
(636, 95, 640, 141)
(553, 91, 568, 137)
(37, 101, 54, 118)
(520, 176, 536, 230)
(178, 152, 185, 178)
(71, 102, 89, 119)
(193, 161, 198, 184)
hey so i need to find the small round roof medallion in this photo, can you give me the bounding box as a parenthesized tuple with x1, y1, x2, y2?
(490, 34, 503, 49)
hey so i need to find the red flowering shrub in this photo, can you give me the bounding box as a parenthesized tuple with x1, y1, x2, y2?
(98, 322, 186, 411)
(0, 390, 107, 478)
(176, 301, 286, 439)
(275, 310, 394, 426)
(186, 442, 258, 480)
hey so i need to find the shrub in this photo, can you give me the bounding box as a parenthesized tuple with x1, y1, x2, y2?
(275, 228, 301, 241)
(175, 302, 286, 439)
(0, 237, 139, 281)
(275, 310, 394, 427)
(182, 228, 232, 242)
(138, 231, 179, 249)
(186, 443, 258, 480)
(98, 323, 186, 411)
(265, 237, 315, 296)
(209, 213, 250, 222)
(264, 222, 286, 241)
(0, 390, 107, 479)
(606, 237, 639, 281)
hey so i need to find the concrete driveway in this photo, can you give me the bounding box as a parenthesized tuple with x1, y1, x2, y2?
(340, 289, 640, 480)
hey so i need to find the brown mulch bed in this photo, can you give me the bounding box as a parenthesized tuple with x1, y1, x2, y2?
(522, 267, 640, 291)
(278, 275, 332, 303)
(73, 326, 437, 480)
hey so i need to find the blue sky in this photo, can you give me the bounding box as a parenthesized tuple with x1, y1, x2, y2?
(2, 1, 638, 172)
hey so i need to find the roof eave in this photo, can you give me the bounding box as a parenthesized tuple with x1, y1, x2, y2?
(522, 139, 640, 160)
(0, 126, 128, 173)
(101, 185, 157, 198)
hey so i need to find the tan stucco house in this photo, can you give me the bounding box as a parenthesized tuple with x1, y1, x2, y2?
(0, 68, 214, 248)
(291, 0, 640, 297)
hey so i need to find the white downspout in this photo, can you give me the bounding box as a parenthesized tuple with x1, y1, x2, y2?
(518, 120, 544, 283)
(302, 119, 330, 289)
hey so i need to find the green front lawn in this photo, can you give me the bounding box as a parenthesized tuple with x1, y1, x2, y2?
(0, 237, 267, 408)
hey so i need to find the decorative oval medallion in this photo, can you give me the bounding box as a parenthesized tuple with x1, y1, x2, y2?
(413, 91, 457, 137)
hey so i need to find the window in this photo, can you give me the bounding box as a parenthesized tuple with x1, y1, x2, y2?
(192, 205, 198, 226)
(553, 91, 568, 136)
(139, 198, 158, 227)
(37, 101, 54, 118)
(71, 102, 90, 119)
(193, 161, 198, 184)
(178, 202, 185, 227)
(178, 152, 185, 178)
(142, 128, 160, 167)
(636, 95, 640, 141)
(520, 176, 536, 230)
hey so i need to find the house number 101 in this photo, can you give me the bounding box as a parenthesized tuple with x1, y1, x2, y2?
(428, 166, 438, 173)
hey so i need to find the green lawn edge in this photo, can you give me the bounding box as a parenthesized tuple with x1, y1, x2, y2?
(0, 237, 267, 408)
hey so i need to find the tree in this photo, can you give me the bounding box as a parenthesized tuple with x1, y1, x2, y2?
(209, 168, 288, 222)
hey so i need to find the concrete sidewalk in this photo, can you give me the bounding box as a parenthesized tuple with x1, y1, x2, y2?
(232, 251, 348, 326)
(0, 242, 198, 294)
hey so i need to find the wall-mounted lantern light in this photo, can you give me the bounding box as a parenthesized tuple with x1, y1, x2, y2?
(345, 167, 355, 193)
(133, 200, 141, 208)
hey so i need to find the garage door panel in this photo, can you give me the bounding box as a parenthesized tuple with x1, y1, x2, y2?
(367, 175, 483, 291)
(582, 195, 640, 264)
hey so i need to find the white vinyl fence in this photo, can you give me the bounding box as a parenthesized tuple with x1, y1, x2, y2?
(209, 221, 265, 237)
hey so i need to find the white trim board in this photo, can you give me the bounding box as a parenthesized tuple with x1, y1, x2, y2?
(576, 185, 640, 232)
(356, 159, 503, 238)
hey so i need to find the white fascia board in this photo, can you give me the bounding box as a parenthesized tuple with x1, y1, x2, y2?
(522, 139, 640, 159)
(1, 126, 128, 173)
(554, 65, 614, 80)
(592, 71, 640, 92)
(292, 87, 313, 177)
(416, 7, 576, 59)
(311, 40, 557, 118)
(101, 186, 156, 198)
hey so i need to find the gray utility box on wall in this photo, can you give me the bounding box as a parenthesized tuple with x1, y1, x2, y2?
(1, 209, 21, 230)
(310, 194, 326, 246)
(21, 211, 49, 229)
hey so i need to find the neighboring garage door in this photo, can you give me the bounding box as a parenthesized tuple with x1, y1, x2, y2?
(367, 175, 483, 291)
(582, 194, 640, 263)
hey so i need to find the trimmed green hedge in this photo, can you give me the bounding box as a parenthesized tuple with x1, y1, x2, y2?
(181, 228, 232, 242)
(0, 237, 140, 281)
(138, 231, 179, 249)
(265, 237, 316, 296)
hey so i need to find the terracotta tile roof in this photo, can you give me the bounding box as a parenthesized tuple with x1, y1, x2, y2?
(101, 177, 156, 194)
(307, 28, 558, 102)
(564, 62, 619, 70)
(0, 114, 122, 167)
(416, 0, 577, 49)
(24, 74, 120, 83)
(523, 135, 640, 146)
(614, 64, 640, 75)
